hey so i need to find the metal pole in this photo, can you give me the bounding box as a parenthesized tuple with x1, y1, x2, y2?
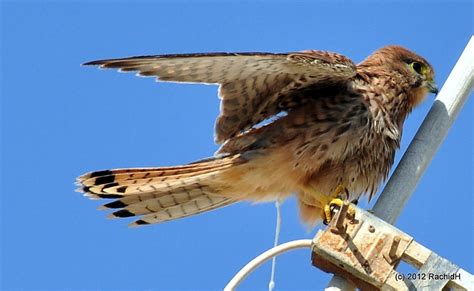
(326, 275, 356, 291)
(326, 36, 474, 289)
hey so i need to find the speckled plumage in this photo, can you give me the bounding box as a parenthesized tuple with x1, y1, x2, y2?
(77, 46, 436, 227)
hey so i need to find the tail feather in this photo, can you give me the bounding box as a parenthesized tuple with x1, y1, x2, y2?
(128, 195, 235, 227)
(76, 155, 244, 226)
(80, 164, 233, 196)
(83, 169, 222, 198)
(98, 183, 212, 210)
(107, 187, 208, 217)
(79, 157, 237, 187)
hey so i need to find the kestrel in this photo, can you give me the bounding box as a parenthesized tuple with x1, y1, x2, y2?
(76, 46, 437, 227)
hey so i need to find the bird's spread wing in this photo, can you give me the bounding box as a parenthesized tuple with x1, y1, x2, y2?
(84, 51, 356, 143)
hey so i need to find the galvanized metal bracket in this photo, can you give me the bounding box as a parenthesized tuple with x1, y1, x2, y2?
(311, 204, 473, 290)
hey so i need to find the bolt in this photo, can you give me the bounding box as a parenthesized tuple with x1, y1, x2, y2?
(368, 225, 375, 233)
(389, 236, 401, 259)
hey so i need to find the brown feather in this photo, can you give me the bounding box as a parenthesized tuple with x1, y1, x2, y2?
(84, 51, 356, 142)
(78, 46, 436, 226)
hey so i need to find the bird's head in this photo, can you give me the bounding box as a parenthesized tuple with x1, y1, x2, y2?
(361, 46, 437, 109)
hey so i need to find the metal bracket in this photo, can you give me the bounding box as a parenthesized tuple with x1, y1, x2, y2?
(311, 204, 473, 290)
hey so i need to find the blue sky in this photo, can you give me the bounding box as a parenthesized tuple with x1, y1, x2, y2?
(1, 1, 472, 290)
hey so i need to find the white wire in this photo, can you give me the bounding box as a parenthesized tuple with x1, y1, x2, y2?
(224, 239, 313, 291)
(268, 199, 282, 291)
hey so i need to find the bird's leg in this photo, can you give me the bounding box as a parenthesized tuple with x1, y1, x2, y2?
(301, 184, 355, 225)
(322, 185, 355, 225)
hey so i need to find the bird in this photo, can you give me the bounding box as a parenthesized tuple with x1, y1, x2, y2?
(76, 46, 438, 227)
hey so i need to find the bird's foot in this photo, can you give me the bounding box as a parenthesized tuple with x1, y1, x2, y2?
(321, 185, 355, 225)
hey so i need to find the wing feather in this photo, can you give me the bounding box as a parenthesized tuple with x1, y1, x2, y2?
(84, 51, 356, 142)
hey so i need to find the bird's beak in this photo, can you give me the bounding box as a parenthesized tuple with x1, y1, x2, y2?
(426, 80, 439, 95)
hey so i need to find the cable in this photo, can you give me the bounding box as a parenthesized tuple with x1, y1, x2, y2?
(224, 239, 313, 291)
(268, 199, 282, 291)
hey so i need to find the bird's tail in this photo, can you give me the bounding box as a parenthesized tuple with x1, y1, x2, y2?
(76, 154, 245, 227)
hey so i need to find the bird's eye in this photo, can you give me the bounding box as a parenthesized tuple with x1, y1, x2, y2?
(410, 62, 423, 74)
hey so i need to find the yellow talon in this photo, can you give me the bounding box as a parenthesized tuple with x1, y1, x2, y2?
(321, 185, 354, 224)
(323, 198, 343, 224)
(322, 198, 355, 224)
(301, 183, 354, 225)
